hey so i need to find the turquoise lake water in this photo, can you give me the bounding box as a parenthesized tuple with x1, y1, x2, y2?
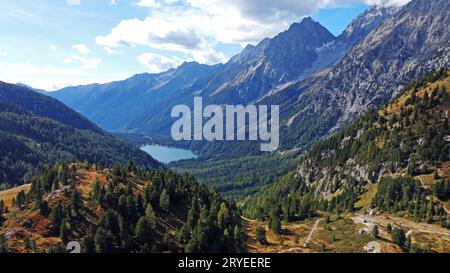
(140, 144, 198, 163)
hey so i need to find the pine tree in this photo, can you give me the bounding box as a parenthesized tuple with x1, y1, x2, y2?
(372, 225, 379, 238)
(269, 206, 282, 234)
(176, 224, 191, 246)
(82, 233, 96, 253)
(91, 178, 102, 202)
(217, 202, 229, 230)
(94, 227, 116, 253)
(407, 161, 417, 176)
(233, 225, 241, 244)
(98, 209, 121, 238)
(31, 240, 38, 253)
(162, 232, 171, 251)
(186, 198, 199, 230)
(15, 190, 27, 209)
(70, 188, 83, 217)
(145, 203, 157, 228)
(118, 215, 133, 251)
(125, 195, 136, 221)
(256, 226, 268, 245)
(425, 201, 434, 224)
(159, 189, 170, 212)
(0, 234, 7, 253)
(135, 194, 144, 216)
(60, 219, 70, 243)
(135, 216, 152, 244)
(0, 199, 4, 215)
(433, 170, 440, 180)
(49, 203, 64, 230)
(37, 199, 49, 216)
(405, 236, 412, 252)
(387, 223, 392, 233)
(23, 237, 31, 253)
(391, 228, 406, 248)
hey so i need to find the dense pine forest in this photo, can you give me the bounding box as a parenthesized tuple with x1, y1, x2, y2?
(0, 162, 241, 253)
(171, 153, 299, 199)
(372, 177, 448, 225)
(243, 68, 450, 231)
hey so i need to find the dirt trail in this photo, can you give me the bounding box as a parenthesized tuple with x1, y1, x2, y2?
(0, 184, 31, 196)
(0, 184, 32, 207)
(278, 218, 323, 253)
(241, 216, 257, 223)
(406, 229, 450, 237)
(304, 218, 322, 247)
(353, 213, 450, 239)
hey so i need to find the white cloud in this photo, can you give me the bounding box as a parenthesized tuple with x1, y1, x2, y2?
(67, 0, 127, 6)
(137, 52, 184, 73)
(73, 44, 90, 55)
(364, 0, 410, 6)
(96, 17, 202, 51)
(67, 0, 81, 6)
(64, 55, 101, 69)
(96, 13, 229, 66)
(137, 0, 160, 8)
(137, 0, 179, 8)
(0, 50, 7, 56)
(66, 44, 100, 69)
(50, 44, 57, 51)
(192, 48, 228, 65)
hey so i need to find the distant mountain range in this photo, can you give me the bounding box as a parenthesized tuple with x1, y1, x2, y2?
(0, 81, 161, 184)
(48, 6, 397, 137)
(15, 83, 47, 94)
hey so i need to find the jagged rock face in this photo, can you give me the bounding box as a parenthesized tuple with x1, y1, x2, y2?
(203, 17, 336, 105)
(338, 6, 400, 47)
(325, 0, 450, 130)
(276, 0, 450, 150)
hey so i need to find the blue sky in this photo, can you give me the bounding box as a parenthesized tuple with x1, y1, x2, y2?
(0, 0, 408, 91)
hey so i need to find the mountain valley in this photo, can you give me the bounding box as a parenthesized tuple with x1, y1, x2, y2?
(0, 0, 449, 254)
